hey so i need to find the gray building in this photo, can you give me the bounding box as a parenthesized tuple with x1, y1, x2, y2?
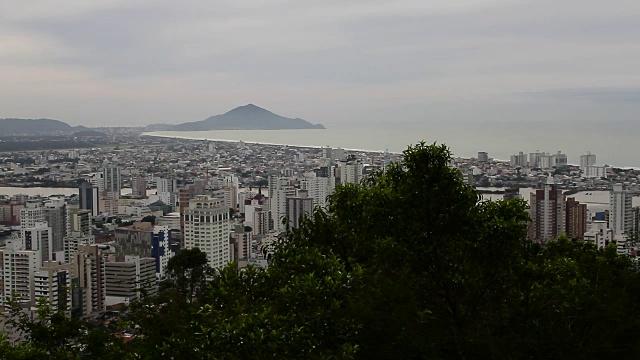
(105, 256, 157, 301)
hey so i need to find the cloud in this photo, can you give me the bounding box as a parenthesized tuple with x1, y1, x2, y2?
(0, 0, 639, 126)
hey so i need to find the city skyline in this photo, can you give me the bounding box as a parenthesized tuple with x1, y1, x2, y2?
(1, 1, 640, 127)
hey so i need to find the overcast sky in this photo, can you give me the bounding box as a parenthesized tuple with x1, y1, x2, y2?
(1, 0, 639, 127)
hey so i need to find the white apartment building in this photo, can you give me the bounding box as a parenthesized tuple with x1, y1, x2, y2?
(301, 175, 336, 208)
(19, 200, 44, 230)
(63, 232, 95, 263)
(584, 165, 608, 179)
(183, 196, 231, 270)
(338, 160, 364, 185)
(1, 242, 40, 308)
(610, 185, 633, 235)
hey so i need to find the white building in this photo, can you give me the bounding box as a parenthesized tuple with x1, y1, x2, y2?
(22, 222, 58, 265)
(89, 172, 105, 193)
(301, 175, 336, 208)
(584, 165, 608, 179)
(610, 185, 633, 235)
(509, 152, 528, 167)
(338, 160, 364, 185)
(580, 153, 597, 170)
(183, 196, 231, 270)
(19, 200, 44, 230)
(584, 221, 614, 249)
(1, 242, 40, 307)
(63, 232, 95, 263)
(268, 176, 296, 231)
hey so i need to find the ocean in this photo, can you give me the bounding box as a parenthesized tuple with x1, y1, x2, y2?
(146, 121, 640, 168)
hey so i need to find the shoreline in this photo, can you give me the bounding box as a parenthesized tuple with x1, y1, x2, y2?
(142, 132, 640, 170)
(141, 132, 403, 155)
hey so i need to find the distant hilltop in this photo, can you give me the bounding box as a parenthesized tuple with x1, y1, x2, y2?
(166, 104, 325, 131)
(0, 118, 88, 135)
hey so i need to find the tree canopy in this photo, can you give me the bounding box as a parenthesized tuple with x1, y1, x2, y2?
(3, 142, 640, 359)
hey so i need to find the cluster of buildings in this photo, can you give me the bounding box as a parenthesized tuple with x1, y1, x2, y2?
(527, 178, 638, 255)
(456, 149, 640, 192)
(3, 136, 640, 341)
(0, 138, 398, 341)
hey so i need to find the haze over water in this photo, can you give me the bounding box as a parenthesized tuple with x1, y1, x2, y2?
(149, 120, 640, 168)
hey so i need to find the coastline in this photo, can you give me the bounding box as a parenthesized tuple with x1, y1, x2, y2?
(141, 132, 403, 155)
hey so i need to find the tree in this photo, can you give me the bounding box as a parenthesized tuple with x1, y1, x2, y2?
(164, 248, 212, 304)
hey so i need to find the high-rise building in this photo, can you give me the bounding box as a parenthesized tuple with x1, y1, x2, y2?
(322, 146, 333, 160)
(79, 182, 99, 217)
(33, 261, 73, 314)
(632, 207, 640, 239)
(253, 208, 273, 236)
(151, 226, 173, 279)
(131, 170, 147, 198)
(338, 160, 364, 185)
(584, 165, 608, 179)
(183, 196, 231, 270)
(105, 256, 157, 304)
(115, 222, 154, 260)
(89, 172, 105, 193)
(268, 176, 296, 231)
(566, 197, 587, 240)
(509, 152, 528, 167)
(231, 224, 253, 261)
(333, 148, 346, 161)
(72, 245, 106, 317)
(529, 177, 566, 243)
(302, 175, 336, 208)
(43, 197, 66, 253)
(551, 151, 568, 167)
(63, 232, 94, 263)
(610, 185, 633, 236)
(67, 208, 91, 236)
(580, 152, 597, 170)
(1, 241, 40, 308)
(19, 200, 44, 230)
(286, 192, 314, 229)
(529, 152, 545, 168)
(477, 152, 489, 163)
(103, 165, 121, 194)
(23, 222, 57, 265)
(156, 176, 177, 194)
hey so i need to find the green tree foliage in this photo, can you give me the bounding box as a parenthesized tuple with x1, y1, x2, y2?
(0, 298, 125, 360)
(4, 142, 640, 359)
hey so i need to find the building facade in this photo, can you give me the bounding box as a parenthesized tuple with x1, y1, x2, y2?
(183, 196, 231, 270)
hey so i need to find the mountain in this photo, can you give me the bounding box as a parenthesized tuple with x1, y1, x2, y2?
(0, 118, 76, 135)
(171, 104, 325, 131)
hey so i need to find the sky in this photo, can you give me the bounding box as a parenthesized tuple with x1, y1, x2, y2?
(1, 0, 640, 127)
